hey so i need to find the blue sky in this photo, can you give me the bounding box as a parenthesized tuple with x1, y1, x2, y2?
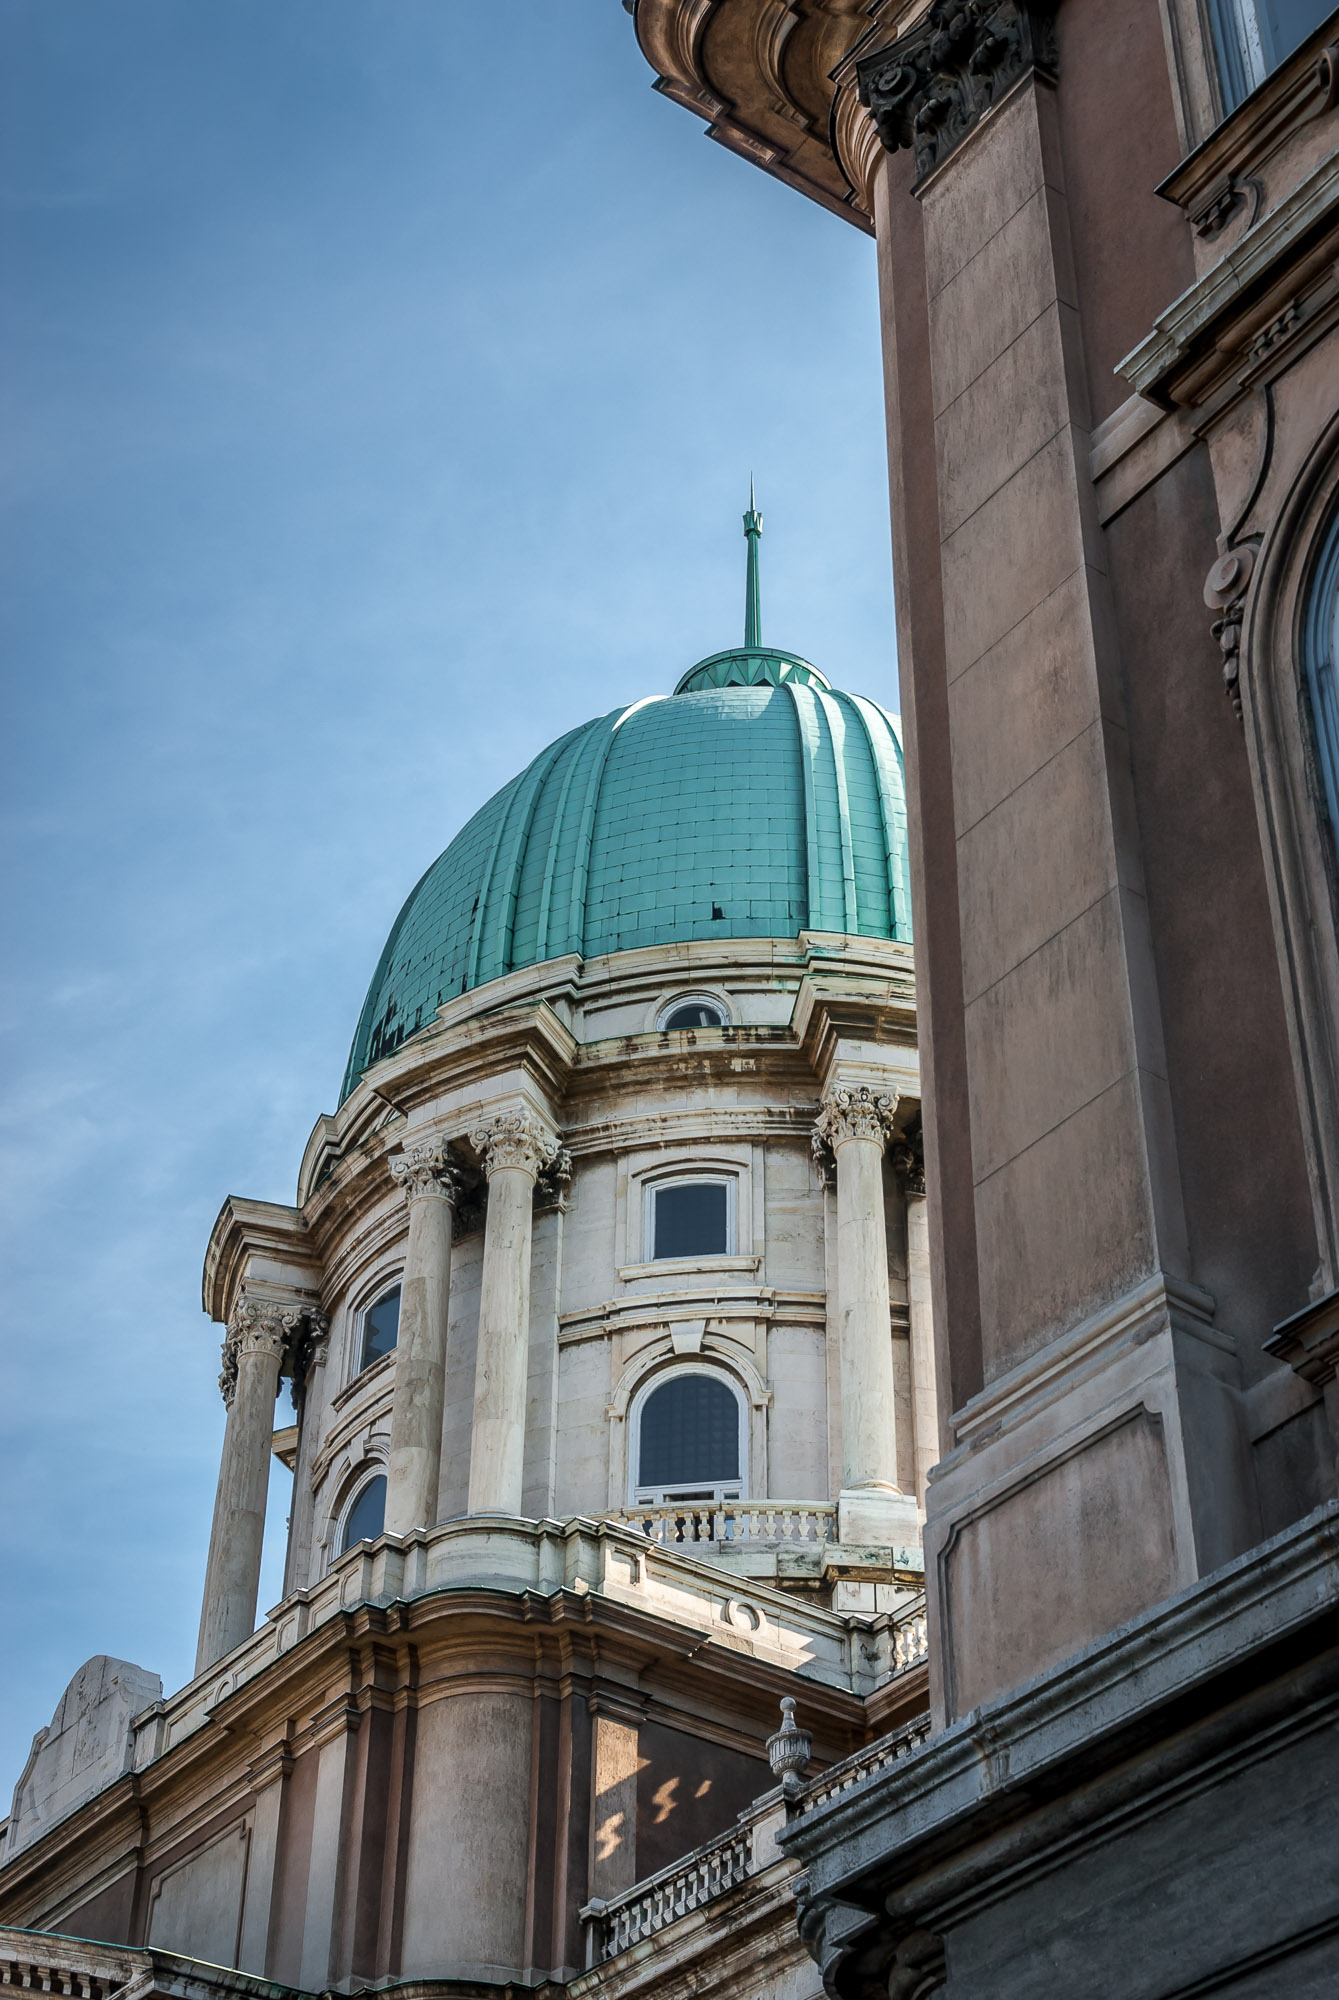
(0, 1, 894, 1785)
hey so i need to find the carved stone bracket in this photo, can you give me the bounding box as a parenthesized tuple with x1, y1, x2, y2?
(856, 0, 1058, 186)
(390, 1138, 463, 1204)
(813, 1084, 901, 1162)
(219, 1296, 323, 1408)
(535, 1145, 573, 1212)
(1204, 541, 1258, 721)
(797, 1890, 945, 2000)
(469, 1107, 561, 1182)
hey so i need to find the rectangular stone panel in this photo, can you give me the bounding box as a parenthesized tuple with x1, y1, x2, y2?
(957, 720, 1120, 1005)
(929, 186, 1079, 414)
(974, 1072, 1159, 1374)
(935, 303, 1083, 539)
(948, 568, 1107, 833)
(922, 85, 1056, 299)
(964, 888, 1142, 1183)
(940, 1408, 1176, 1716)
(146, 1823, 250, 1968)
(940, 427, 1097, 680)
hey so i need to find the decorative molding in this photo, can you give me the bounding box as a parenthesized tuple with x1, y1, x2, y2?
(813, 1084, 900, 1159)
(389, 1138, 462, 1203)
(1203, 541, 1258, 721)
(1265, 1286, 1339, 1387)
(468, 1106, 560, 1181)
(856, 0, 1058, 187)
(535, 1145, 573, 1212)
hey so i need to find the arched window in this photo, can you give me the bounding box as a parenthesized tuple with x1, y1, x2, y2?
(632, 1371, 745, 1504)
(359, 1285, 401, 1373)
(1303, 506, 1339, 853)
(659, 995, 727, 1031)
(341, 1474, 387, 1552)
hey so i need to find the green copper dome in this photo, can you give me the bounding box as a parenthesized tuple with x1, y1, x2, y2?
(340, 503, 911, 1102)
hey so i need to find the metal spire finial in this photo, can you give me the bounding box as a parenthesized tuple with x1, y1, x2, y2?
(743, 480, 763, 649)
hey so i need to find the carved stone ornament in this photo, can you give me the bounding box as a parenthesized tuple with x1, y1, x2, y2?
(856, 0, 1058, 185)
(390, 1138, 462, 1203)
(219, 1296, 315, 1408)
(535, 1145, 574, 1211)
(1203, 542, 1258, 722)
(813, 1084, 900, 1160)
(468, 1107, 560, 1182)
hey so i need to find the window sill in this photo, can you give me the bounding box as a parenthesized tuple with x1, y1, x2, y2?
(330, 1348, 395, 1412)
(618, 1254, 760, 1283)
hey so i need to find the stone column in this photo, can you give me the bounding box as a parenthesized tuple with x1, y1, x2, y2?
(895, 1130, 940, 1509)
(815, 1084, 919, 1548)
(384, 1139, 460, 1538)
(467, 1107, 560, 1515)
(196, 1296, 302, 1674)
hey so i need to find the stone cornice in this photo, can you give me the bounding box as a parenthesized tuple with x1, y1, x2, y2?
(780, 1501, 1339, 1909)
(1118, 147, 1339, 408)
(1155, 20, 1339, 242)
(201, 1195, 321, 1325)
(629, 0, 883, 233)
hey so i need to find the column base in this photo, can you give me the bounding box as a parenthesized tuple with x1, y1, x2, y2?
(837, 1485, 922, 1552)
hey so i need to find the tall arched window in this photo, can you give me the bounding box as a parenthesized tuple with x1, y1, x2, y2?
(632, 1371, 745, 1504)
(359, 1286, 401, 1373)
(1303, 507, 1339, 854)
(341, 1474, 387, 1552)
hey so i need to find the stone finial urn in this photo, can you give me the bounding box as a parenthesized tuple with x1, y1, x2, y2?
(766, 1696, 813, 1801)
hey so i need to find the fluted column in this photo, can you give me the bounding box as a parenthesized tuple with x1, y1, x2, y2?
(197, 1297, 303, 1674)
(467, 1107, 560, 1515)
(385, 1140, 460, 1537)
(815, 1084, 919, 1548)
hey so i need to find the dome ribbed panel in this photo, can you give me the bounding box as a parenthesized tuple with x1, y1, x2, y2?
(340, 680, 912, 1102)
(582, 688, 806, 958)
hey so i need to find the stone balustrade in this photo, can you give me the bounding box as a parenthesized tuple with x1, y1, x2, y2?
(582, 1819, 756, 1965)
(791, 1710, 933, 1816)
(609, 1502, 838, 1548)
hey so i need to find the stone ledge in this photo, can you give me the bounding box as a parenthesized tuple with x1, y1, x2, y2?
(780, 1498, 1339, 1896)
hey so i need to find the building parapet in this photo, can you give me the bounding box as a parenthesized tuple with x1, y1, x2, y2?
(580, 1789, 786, 1968)
(128, 1515, 929, 1778)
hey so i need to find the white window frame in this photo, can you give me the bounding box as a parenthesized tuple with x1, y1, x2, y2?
(335, 1469, 388, 1557)
(352, 1275, 404, 1383)
(651, 988, 733, 1033)
(644, 1172, 735, 1264)
(628, 1363, 749, 1506)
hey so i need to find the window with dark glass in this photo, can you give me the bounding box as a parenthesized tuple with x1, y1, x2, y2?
(662, 1000, 725, 1030)
(1208, 0, 1330, 110)
(652, 1181, 728, 1259)
(341, 1474, 387, 1552)
(638, 1375, 740, 1493)
(1304, 506, 1339, 851)
(360, 1285, 401, 1371)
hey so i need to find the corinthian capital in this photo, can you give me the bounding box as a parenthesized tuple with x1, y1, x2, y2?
(469, 1107, 560, 1182)
(813, 1083, 900, 1159)
(390, 1138, 462, 1203)
(219, 1296, 306, 1407)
